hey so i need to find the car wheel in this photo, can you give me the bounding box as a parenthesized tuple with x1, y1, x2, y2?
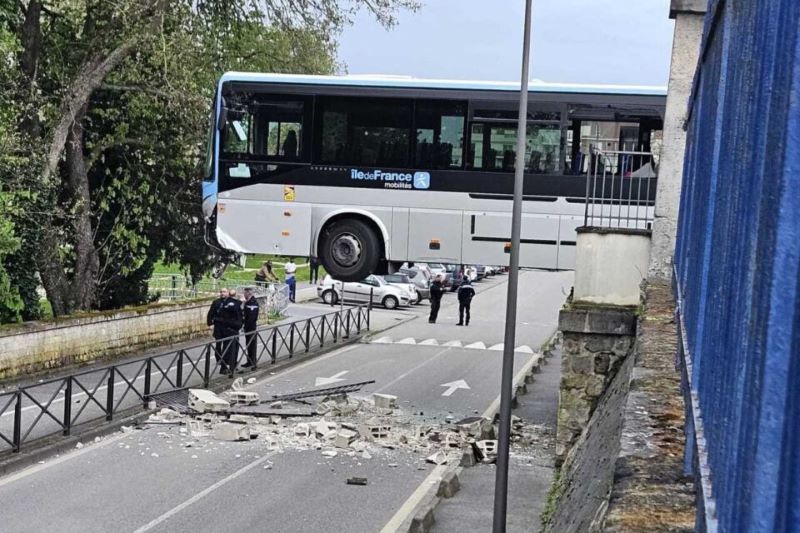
(319, 218, 381, 282)
(382, 295, 399, 310)
(321, 289, 338, 305)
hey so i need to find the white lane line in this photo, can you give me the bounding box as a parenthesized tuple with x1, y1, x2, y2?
(0, 432, 129, 488)
(132, 452, 277, 533)
(372, 346, 453, 395)
(379, 464, 448, 533)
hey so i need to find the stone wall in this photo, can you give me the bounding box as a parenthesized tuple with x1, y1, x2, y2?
(0, 297, 270, 380)
(556, 306, 637, 463)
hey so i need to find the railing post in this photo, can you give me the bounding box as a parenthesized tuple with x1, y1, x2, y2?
(13, 392, 22, 452)
(367, 289, 373, 330)
(333, 312, 339, 343)
(289, 324, 295, 357)
(356, 305, 362, 334)
(271, 329, 277, 363)
(203, 345, 211, 387)
(320, 316, 326, 348)
(143, 358, 152, 407)
(63, 377, 72, 436)
(171, 274, 177, 300)
(176, 350, 184, 388)
(106, 367, 115, 421)
(305, 319, 311, 352)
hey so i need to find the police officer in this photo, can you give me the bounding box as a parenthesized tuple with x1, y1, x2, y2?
(207, 288, 229, 366)
(216, 288, 242, 374)
(241, 288, 260, 369)
(429, 275, 444, 324)
(456, 278, 475, 326)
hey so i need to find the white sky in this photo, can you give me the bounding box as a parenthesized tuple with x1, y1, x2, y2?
(337, 0, 675, 86)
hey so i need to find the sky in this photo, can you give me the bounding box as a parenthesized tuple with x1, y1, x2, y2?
(337, 0, 675, 86)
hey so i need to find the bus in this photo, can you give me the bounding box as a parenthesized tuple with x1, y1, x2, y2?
(202, 73, 665, 282)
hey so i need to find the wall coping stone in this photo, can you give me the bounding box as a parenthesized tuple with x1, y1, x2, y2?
(559, 307, 637, 336)
(670, 0, 707, 18)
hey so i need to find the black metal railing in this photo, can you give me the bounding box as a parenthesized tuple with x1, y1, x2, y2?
(0, 305, 370, 454)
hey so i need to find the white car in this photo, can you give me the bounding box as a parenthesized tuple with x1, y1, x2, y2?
(381, 273, 420, 304)
(463, 266, 478, 282)
(317, 275, 411, 309)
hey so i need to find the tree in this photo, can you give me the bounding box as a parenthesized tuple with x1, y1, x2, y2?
(4, 0, 417, 320)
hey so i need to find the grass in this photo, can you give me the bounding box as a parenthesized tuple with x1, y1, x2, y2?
(152, 254, 326, 285)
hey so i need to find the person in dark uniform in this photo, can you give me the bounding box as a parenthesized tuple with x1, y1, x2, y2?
(456, 278, 475, 326)
(309, 255, 320, 285)
(207, 288, 229, 366)
(216, 288, 242, 374)
(429, 275, 444, 323)
(241, 288, 260, 369)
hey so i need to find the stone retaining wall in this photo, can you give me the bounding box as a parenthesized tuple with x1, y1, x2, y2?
(0, 297, 269, 380)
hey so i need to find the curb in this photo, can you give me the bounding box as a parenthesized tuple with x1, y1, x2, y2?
(395, 464, 464, 533)
(0, 334, 365, 477)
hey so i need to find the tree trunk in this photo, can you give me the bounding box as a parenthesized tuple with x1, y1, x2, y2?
(19, 0, 43, 138)
(65, 105, 100, 310)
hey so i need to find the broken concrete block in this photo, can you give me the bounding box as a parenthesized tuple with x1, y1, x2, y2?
(373, 393, 398, 409)
(444, 432, 465, 448)
(426, 450, 449, 465)
(460, 448, 478, 467)
(335, 429, 358, 449)
(246, 377, 257, 384)
(188, 389, 231, 413)
(314, 419, 337, 437)
(346, 477, 367, 486)
(268, 401, 283, 409)
(231, 377, 244, 391)
(223, 390, 260, 405)
(321, 450, 338, 458)
(228, 414, 257, 425)
(476, 440, 499, 463)
(213, 422, 251, 441)
(294, 423, 310, 437)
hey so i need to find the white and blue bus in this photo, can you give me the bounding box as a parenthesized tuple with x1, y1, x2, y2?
(202, 73, 665, 281)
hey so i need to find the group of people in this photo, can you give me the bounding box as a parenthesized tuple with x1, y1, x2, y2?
(254, 256, 320, 304)
(206, 287, 262, 374)
(428, 275, 476, 326)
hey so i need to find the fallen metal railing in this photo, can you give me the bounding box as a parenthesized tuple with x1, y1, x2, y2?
(0, 305, 370, 454)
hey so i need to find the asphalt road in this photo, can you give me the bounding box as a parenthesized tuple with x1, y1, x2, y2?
(0, 270, 572, 533)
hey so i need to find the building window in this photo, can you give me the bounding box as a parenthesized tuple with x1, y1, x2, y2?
(415, 100, 465, 169)
(319, 97, 411, 167)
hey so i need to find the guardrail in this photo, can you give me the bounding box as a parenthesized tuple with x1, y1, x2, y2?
(0, 305, 370, 454)
(583, 149, 657, 229)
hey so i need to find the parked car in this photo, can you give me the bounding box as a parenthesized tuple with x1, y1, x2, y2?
(463, 265, 478, 282)
(381, 273, 420, 304)
(444, 264, 464, 291)
(484, 266, 496, 277)
(317, 275, 411, 309)
(398, 268, 431, 301)
(475, 265, 487, 279)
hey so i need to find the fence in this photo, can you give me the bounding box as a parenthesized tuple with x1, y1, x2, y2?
(582, 148, 657, 229)
(674, 1, 800, 531)
(0, 305, 370, 454)
(147, 275, 290, 315)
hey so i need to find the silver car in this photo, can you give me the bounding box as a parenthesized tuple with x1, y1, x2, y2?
(398, 268, 431, 301)
(381, 273, 420, 304)
(317, 275, 411, 309)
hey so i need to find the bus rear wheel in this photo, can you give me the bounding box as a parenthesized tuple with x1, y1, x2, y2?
(320, 218, 380, 282)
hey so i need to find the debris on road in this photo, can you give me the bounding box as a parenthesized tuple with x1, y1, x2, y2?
(188, 390, 230, 413)
(346, 477, 368, 486)
(372, 393, 397, 410)
(213, 422, 252, 442)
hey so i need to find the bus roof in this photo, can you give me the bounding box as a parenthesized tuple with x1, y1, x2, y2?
(219, 72, 667, 97)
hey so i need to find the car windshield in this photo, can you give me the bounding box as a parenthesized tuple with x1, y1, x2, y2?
(429, 263, 444, 270)
(399, 269, 417, 279)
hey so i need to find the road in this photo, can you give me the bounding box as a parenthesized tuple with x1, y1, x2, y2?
(0, 270, 571, 533)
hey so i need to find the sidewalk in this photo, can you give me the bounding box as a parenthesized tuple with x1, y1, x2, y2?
(431, 349, 562, 532)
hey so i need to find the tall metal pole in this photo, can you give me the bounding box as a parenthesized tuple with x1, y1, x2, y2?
(493, 1, 533, 531)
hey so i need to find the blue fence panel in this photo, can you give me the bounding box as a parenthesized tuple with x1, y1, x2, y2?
(675, 0, 800, 531)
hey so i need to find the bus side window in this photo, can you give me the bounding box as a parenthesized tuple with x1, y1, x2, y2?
(415, 100, 465, 169)
(254, 100, 305, 161)
(468, 121, 561, 173)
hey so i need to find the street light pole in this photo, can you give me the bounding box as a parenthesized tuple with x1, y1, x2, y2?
(492, 0, 533, 531)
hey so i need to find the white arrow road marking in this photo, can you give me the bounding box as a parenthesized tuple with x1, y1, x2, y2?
(396, 337, 417, 344)
(440, 379, 471, 397)
(372, 336, 393, 344)
(315, 371, 349, 387)
(514, 345, 534, 353)
(464, 341, 486, 350)
(418, 339, 439, 346)
(488, 343, 504, 351)
(443, 340, 462, 347)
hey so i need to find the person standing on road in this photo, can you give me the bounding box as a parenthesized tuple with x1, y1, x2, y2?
(207, 288, 229, 365)
(309, 255, 320, 285)
(284, 257, 298, 302)
(456, 278, 476, 326)
(216, 288, 243, 374)
(429, 275, 444, 324)
(241, 288, 260, 369)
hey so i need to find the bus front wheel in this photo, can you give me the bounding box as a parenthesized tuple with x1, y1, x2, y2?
(320, 218, 380, 282)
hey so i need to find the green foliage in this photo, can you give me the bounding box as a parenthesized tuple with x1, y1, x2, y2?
(0, 190, 23, 322)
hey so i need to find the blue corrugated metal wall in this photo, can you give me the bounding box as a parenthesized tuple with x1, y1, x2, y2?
(675, 0, 800, 531)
